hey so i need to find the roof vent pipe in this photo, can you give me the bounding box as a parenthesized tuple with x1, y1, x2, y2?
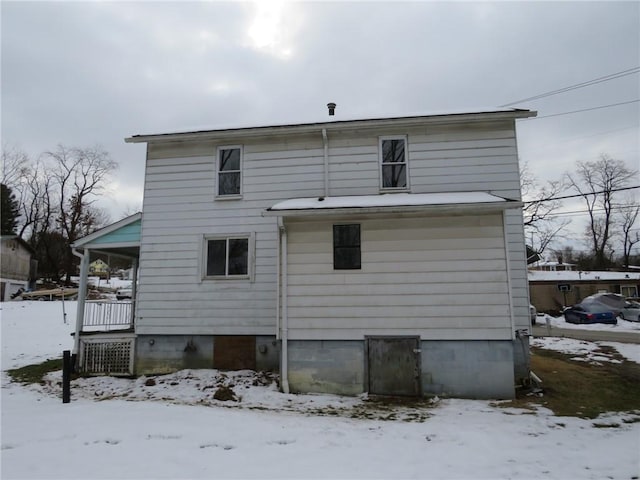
(327, 102, 336, 116)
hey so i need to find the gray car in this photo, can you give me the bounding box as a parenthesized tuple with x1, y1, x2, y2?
(620, 300, 640, 322)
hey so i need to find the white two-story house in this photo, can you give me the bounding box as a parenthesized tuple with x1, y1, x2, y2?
(73, 108, 536, 399)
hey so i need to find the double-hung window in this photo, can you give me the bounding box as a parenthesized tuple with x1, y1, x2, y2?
(379, 136, 409, 190)
(333, 224, 361, 270)
(204, 236, 251, 279)
(217, 146, 242, 197)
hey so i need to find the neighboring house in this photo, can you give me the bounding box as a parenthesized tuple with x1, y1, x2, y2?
(73, 108, 536, 399)
(89, 259, 110, 277)
(529, 260, 576, 272)
(0, 235, 36, 301)
(529, 269, 640, 312)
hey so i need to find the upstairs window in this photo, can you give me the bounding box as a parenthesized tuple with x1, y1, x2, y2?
(217, 146, 242, 196)
(380, 136, 408, 190)
(333, 224, 361, 270)
(205, 237, 249, 278)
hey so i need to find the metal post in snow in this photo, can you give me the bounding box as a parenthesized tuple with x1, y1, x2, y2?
(61, 288, 67, 324)
(62, 350, 71, 404)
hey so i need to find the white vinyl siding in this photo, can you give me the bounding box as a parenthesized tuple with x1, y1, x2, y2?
(285, 213, 512, 341)
(137, 118, 528, 336)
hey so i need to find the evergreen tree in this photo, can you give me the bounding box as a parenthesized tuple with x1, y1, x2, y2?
(1, 183, 20, 235)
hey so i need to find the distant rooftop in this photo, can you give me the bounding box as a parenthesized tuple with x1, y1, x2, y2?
(529, 270, 640, 282)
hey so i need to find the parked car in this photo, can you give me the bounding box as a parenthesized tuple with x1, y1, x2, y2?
(115, 288, 132, 300)
(582, 293, 626, 317)
(530, 304, 537, 325)
(563, 302, 617, 325)
(620, 300, 640, 322)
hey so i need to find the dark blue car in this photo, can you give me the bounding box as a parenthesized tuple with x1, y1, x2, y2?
(563, 302, 617, 325)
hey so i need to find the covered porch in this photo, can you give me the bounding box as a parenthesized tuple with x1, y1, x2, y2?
(71, 212, 141, 375)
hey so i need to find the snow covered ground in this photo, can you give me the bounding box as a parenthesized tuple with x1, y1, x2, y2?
(537, 312, 640, 333)
(2, 301, 639, 479)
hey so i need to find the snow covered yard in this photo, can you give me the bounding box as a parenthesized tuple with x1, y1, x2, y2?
(2, 301, 640, 479)
(538, 312, 640, 333)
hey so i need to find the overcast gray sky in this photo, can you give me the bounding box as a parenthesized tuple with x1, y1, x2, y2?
(2, 1, 639, 252)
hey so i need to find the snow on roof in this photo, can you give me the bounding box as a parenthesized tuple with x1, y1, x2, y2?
(528, 270, 640, 282)
(535, 261, 577, 267)
(267, 192, 511, 212)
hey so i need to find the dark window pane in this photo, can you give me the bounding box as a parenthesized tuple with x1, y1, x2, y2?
(334, 247, 361, 269)
(228, 238, 248, 275)
(219, 172, 241, 195)
(382, 164, 406, 188)
(333, 225, 361, 270)
(382, 139, 405, 164)
(207, 240, 226, 276)
(219, 148, 240, 171)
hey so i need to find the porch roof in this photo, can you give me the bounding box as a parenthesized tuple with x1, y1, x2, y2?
(72, 212, 141, 258)
(264, 192, 521, 218)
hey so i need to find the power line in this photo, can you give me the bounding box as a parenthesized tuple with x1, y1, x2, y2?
(499, 66, 640, 106)
(543, 205, 640, 218)
(524, 185, 640, 204)
(521, 99, 640, 120)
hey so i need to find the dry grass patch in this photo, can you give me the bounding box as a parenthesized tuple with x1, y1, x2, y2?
(506, 347, 640, 419)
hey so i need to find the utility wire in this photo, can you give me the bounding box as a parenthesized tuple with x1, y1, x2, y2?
(521, 99, 640, 120)
(500, 66, 640, 106)
(542, 205, 640, 218)
(524, 185, 640, 204)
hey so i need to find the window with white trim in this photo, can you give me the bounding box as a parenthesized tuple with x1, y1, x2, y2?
(217, 146, 242, 196)
(621, 285, 638, 298)
(380, 136, 409, 190)
(204, 236, 251, 279)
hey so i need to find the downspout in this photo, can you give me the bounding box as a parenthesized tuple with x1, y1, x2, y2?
(276, 219, 281, 341)
(278, 217, 290, 394)
(322, 128, 329, 198)
(71, 248, 90, 357)
(502, 210, 516, 336)
(131, 258, 139, 327)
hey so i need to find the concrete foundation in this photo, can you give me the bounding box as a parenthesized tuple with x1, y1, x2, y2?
(287, 340, 365, 395)
(287, 339, 518, 399)
(135, 335, 523, 399)
(135, 335, 279, 375)
(420, 340, 515, 399)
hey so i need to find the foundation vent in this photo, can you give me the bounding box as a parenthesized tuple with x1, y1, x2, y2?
(79, 336, 135, 376)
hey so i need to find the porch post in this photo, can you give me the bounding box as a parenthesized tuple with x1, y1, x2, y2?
(73, 248, 90, 356)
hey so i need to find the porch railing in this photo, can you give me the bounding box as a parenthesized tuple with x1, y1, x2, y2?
(83, 300, 133, 331)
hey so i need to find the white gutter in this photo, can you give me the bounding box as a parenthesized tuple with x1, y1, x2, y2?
(279, 218, 290, 394)
(322, 128, 329, 198)
(71, 248, 90, 356)
(264, 202, 523, 218)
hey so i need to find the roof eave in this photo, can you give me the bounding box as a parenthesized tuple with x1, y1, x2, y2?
(263, 201, 523, 218)
(125, 110, 537, 144)
(72, 212, 142, 249)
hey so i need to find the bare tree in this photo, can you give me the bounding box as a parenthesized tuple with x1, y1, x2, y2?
(17, 158, 56, 241)
(45, 145, 118, 284)
(1, 144, 30, 189)
(618, 198, 640, 268)
(566, 154, 637, 269)
(521, 161, 570, 256)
